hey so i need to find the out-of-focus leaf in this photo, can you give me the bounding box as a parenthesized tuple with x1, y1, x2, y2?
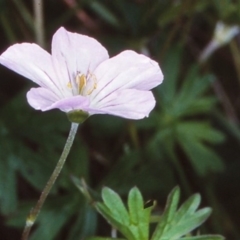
(163, 66, 216, 118)
(178, 123, 225, 176)
(6, 201, 36, 228)
(157, 46, 182, 103)
(67, 202, 97, 240)
(12, 0, 34, 30)
(101, 149, 174, 196)
(0, 13, 17, 42)
(0, 154, 17, 214)
(178, 67, 213, 101)
(17, 148, 55, 191)
(71, 176, 101, 202)
(158, 4, 182, 26)
(89, 1, 121, 28)
(87, 238, 126, 240)
(175, 97, 217, 117)
(213, 0, 236, 19)
(29, 195, 78, 240)
(181, 235, 225, 240)
(177, 122, 225, 144)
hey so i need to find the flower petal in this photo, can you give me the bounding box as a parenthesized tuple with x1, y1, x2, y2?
(51, 27, 109, 96)
(0, 43, 61, 96)
(27, 87, 59, 110)
(28, 87, 90, 112)
(91, 50, 163, 104)
(44, 95, 90, 112)
(88, 89, 156, 119)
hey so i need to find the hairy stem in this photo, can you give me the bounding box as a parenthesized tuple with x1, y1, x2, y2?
(21, 123, 79, 240)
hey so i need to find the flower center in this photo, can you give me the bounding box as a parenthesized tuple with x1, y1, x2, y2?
(67, 72, 97, 96)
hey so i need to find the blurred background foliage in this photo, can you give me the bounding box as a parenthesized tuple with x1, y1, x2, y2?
(0, 0, 240, 239)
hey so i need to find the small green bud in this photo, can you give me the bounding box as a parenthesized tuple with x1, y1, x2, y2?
(67, 110, 89, 123)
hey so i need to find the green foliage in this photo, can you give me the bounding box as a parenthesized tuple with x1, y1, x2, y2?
(78, 185, 224, 240)
(96, 187, 152, 240)
(87, 238, 125, 240)
(147, 48, 225, 177)
(151, 187, 213, 240)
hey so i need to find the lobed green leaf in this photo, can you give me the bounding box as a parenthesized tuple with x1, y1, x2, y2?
(151, 186, 180, 240)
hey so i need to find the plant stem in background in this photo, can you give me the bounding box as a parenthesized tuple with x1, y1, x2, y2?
(21, 123, 79, 240)
(211, 78, 238, 124)
(33, 0, 45, 47)
(12, 0, 34, 31)
(166, 140, 191, 195)
(230, 40, 240, 87)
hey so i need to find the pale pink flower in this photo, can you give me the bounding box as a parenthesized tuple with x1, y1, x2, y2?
(0, 27, 163, 119)
(199, 21, 240, 62)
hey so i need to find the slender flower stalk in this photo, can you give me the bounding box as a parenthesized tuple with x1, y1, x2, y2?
(21, 122, 79, 240)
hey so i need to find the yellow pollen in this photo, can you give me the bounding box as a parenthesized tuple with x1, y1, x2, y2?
(75, 72, 97, 96)
(67, 81, 72, 89)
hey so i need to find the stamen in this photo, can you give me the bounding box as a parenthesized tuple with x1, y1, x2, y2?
(75, 71, 97, 96)
(76, 74, 87, 94)
(87, 82, 97, 95)
(86, 72, 97, 95)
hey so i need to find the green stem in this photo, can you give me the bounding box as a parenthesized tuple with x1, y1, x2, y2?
(166, 138, 191, 195)
(21, 123, 79, 240)
(33, 0, 45, 47)
(169, 152, 191, 195)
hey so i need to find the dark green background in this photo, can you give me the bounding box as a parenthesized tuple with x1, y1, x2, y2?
(0, 0, 240, 239)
